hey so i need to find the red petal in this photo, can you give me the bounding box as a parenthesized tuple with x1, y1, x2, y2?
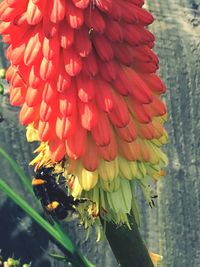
(129, 99, 151, 124)
(133, 60, 158, 73)
(76, 74, 95, 102)
(98, 137, 117, 161)
(6, 65, 15, 82)
(124, 67, 153, 104)
(48, 0, 66, 23)
(66, 1, 84, 29)
(74, 26, 92, 57)
(93, 34, 113, 61)
(38, 120, 55, 141)
(42, 82, 58, 103)
(78, 100, 98, 130)
(56, 113, 77, 139)
(25, 87, 42, 107)
(43, 35, 59, 60)
(11, 71, 25, 87)
(118, 140, 139, 161)
(113, 43, 132, 65)
(104, 19, 123, 42)
(40, 100, 56, 122)
(49, 138, 66, 161)
(82, 137, 99, 171)
(42, 17, 57, 38)
(56, 64, 71, 92)
(140, 73, 166, 94)
(96, 80, 114, 112)
(82, 50, 98, 77)
(59, 85, 77, 116)
(84, 8, 105, 33)
(65, 124, 87, 159)
(0, 21, 13, 35)
(98, 60, 117, 82)
(95, 0, 112, 13)
(10, 86, 26, 106)
(137, 122, 155, 140)
(113, 66, 131, 96)
(59, 20, 74, 48)
(91, 111, 112, 146)
(26, 0, 43, 25)
(10, 43, 26, 64)
(63, 47, 82, 76)
(24, 29, 43, 66)
(29, 66, 44, 88)
(116, 118, 137, 142)
(20, 103, 39, 125)
(72, 0, 89, 9)
(40, 57, 58, 81)
(144, 95, 166, 117)
(138, 140, 150, 162)
(109, 93, 130, 128)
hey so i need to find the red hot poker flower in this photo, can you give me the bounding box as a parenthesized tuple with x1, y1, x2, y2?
(0, 0, 168, 229)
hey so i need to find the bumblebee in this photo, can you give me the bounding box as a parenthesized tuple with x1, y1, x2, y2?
(32, 167, 80, 221)
(0, 112, 4, 123)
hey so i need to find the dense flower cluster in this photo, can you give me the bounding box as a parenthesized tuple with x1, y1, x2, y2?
(0, 0, 168, 229)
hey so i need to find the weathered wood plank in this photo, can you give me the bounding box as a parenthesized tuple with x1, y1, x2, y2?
(0, 0, 200, 266)
(146, 1, 200, 266)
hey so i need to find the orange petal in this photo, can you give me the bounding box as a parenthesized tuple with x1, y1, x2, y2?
(58, 85, 77, 116)
(25, 87, 42, 107)
(10, 86, 26, 106)
(81, 137, 99, 171)
(98, 137, 117, 161)
(118, 140, 140, 161)
(20, 103, 39, 125)
(56, 113, 77, 139)
(116, 118, 137, 142)
(65, 125, 87, 159)
(49, 138, 66, 161)
(91, 111, 112, 146)
(26, 0, 43, 25)
(38, 120, 55, 141)
(109, 93, 130, 127)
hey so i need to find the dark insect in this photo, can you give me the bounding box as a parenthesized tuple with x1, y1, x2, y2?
(0, 112, 4, 123)
(32, 167, 81, 221)
(149, 195, 158, 208)
(88, 27, 94, 40)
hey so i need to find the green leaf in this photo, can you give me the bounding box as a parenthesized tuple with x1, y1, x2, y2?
(0, 147, 34, 196)
(105, 216, 154, 267)
(0, 82, 4, 94)
(0, 179, 95, 267)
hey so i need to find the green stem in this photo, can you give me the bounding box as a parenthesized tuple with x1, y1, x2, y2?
(105, 216, 154, 267)
(0, 147, 33, 196)
(0, 179, 95, 267)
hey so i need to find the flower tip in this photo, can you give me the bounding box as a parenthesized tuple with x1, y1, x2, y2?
(149, 252, 163, 267)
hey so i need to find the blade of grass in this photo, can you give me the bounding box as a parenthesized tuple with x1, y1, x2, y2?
(53, 223, 94, 267)
(0, 148, 94, 266)
(0, 179, 95, 267)
(0, 147, 33, 196)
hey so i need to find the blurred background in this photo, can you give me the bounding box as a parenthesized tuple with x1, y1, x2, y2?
(0, 0, 200, 266)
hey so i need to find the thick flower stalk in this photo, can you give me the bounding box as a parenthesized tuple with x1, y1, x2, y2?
(0, 0, 168, 231)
